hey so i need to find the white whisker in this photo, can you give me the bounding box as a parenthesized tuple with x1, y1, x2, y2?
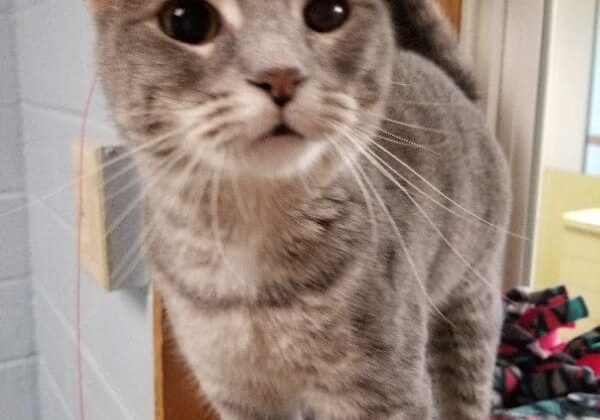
(356, 123, 440, 155)
(341, 128, 503, 297)
(0, 133, 178, 221)
(104, 148, 189, 239)
(368, 139, 526, 240)
(337, 135, 454, 327)
(329, 137, 379, 247)
(231, 171, 250, 225)
(382, 116, 455, 136)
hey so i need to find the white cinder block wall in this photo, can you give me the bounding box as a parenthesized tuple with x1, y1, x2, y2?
(7, 0, 156, 419)
(0, 0, 37, 419)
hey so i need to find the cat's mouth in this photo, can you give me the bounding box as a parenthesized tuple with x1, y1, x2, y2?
(263, 123, 303, 140)
(242, 118, 326, 176)
(249, 122, 305, 149)
(270, 123, 298, 137)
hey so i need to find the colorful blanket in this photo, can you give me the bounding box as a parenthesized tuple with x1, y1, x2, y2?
(491, 393, 600, 419)
(491, 286, 600, 419)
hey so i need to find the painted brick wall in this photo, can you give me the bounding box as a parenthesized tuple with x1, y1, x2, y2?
(10, 0, 156, 419)
(0, 0, 38, 420)
(0, 0, 37, 419)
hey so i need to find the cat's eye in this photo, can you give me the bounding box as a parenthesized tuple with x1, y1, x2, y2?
(158, 0, 220, 45)
(304, 0, 350, 33)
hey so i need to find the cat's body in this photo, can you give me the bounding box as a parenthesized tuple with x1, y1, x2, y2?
(91, 0, 510, 418)
(150, 52, 509, 420)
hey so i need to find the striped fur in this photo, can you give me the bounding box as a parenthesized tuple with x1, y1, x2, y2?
(92, 1, 510, 418)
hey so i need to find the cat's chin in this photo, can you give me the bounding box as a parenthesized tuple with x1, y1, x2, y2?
(239, 133, 328, 179)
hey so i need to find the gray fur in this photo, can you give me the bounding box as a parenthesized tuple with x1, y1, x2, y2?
(92, 1, 510, 419)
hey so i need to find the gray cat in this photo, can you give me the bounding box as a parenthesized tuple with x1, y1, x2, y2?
(89, 0, 511, 419)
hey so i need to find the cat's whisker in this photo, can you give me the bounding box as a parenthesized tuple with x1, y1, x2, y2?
(0, 133, 177, 221)
(392, 81, 411, 87)
(99, 127, 194, 197)
(209, 163, 226, 264)
(400, 188, 502, 297)
(193, 114, 242, 139)
(356, 166, 454, 328)
(365, 126, 440, 155)
(382, 116, 455, 136)
(92, 158, 154, 208)
(335, 119, 523, 238)
(359, 122, 429, 146)
(231, 170, 251, 225)
(345, 120, 439, 153)
(151, 89, 231, 105)
(334, 120, 463, 215)
(374, 134, 439, 154)
(342, 121, 528, 241)
(336, 133, 454, 327)
(322, 91, 360, 113)
(209, 161, 247, 287)
(363, 109, 456, 136)
(123, 96, 237, 122)
(394, 99, 468, 107)
(111, 148, 203, 286)
(329, 137, 379, 247)
(111, 223, 156, 288)
(120, 99, 226, 135)
(298, 169, 316, 198)
(165, 147, 210, 269)
(368, 139, 528, 241)
(104, 147, 190, 240)
(213, 128, 243, 150)
(340, 129, 504, 297)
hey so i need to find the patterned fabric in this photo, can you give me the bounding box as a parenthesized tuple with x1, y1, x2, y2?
(565, 327, 600, 376)
(491, 393, 600, 419)
(491, 286, 600, 419)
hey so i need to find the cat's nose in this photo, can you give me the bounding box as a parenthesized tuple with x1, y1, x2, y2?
(248, 68, 306, 107)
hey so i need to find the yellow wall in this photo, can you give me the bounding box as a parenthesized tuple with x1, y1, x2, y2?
(532, 170, 600, 336)
(533, 169, 600, 288)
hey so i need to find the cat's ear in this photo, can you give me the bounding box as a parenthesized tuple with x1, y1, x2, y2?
(388, 0, 478, 101)
(85, 0, 117, 15)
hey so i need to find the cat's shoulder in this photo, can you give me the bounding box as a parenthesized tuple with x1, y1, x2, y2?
(392, 50, 477, 108)
(386, 50, 487, 139)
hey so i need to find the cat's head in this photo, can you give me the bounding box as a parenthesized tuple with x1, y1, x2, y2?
(91, 0, 396, 180)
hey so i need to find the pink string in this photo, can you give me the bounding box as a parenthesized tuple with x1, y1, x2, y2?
(75, 74, 97, 420)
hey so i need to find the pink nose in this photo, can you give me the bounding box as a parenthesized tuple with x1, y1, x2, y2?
(248, 68, 306, 107)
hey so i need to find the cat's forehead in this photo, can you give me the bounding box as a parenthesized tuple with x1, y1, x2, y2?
(210, 0, 306, 28)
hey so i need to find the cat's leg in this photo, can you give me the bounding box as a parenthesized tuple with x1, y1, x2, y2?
(305, 371, 433, 420)
(429, 283, 502, 420)
(211, 400, 299, 420)
(202, 381, 297, 420)
(306, 395, 432, 420)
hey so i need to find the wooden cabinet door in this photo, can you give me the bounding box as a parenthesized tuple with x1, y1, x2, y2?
(438, 0, 462, 31)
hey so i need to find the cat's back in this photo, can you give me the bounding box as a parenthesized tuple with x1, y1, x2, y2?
(386, 50, 490, 153)
(383, 50, 510, 217)
(378, 50, 511, 292)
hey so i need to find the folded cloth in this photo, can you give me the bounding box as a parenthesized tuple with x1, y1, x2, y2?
(565, 327, 600, 376)
(493, 286, 600, 411)
(491, 393, 600, 419)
